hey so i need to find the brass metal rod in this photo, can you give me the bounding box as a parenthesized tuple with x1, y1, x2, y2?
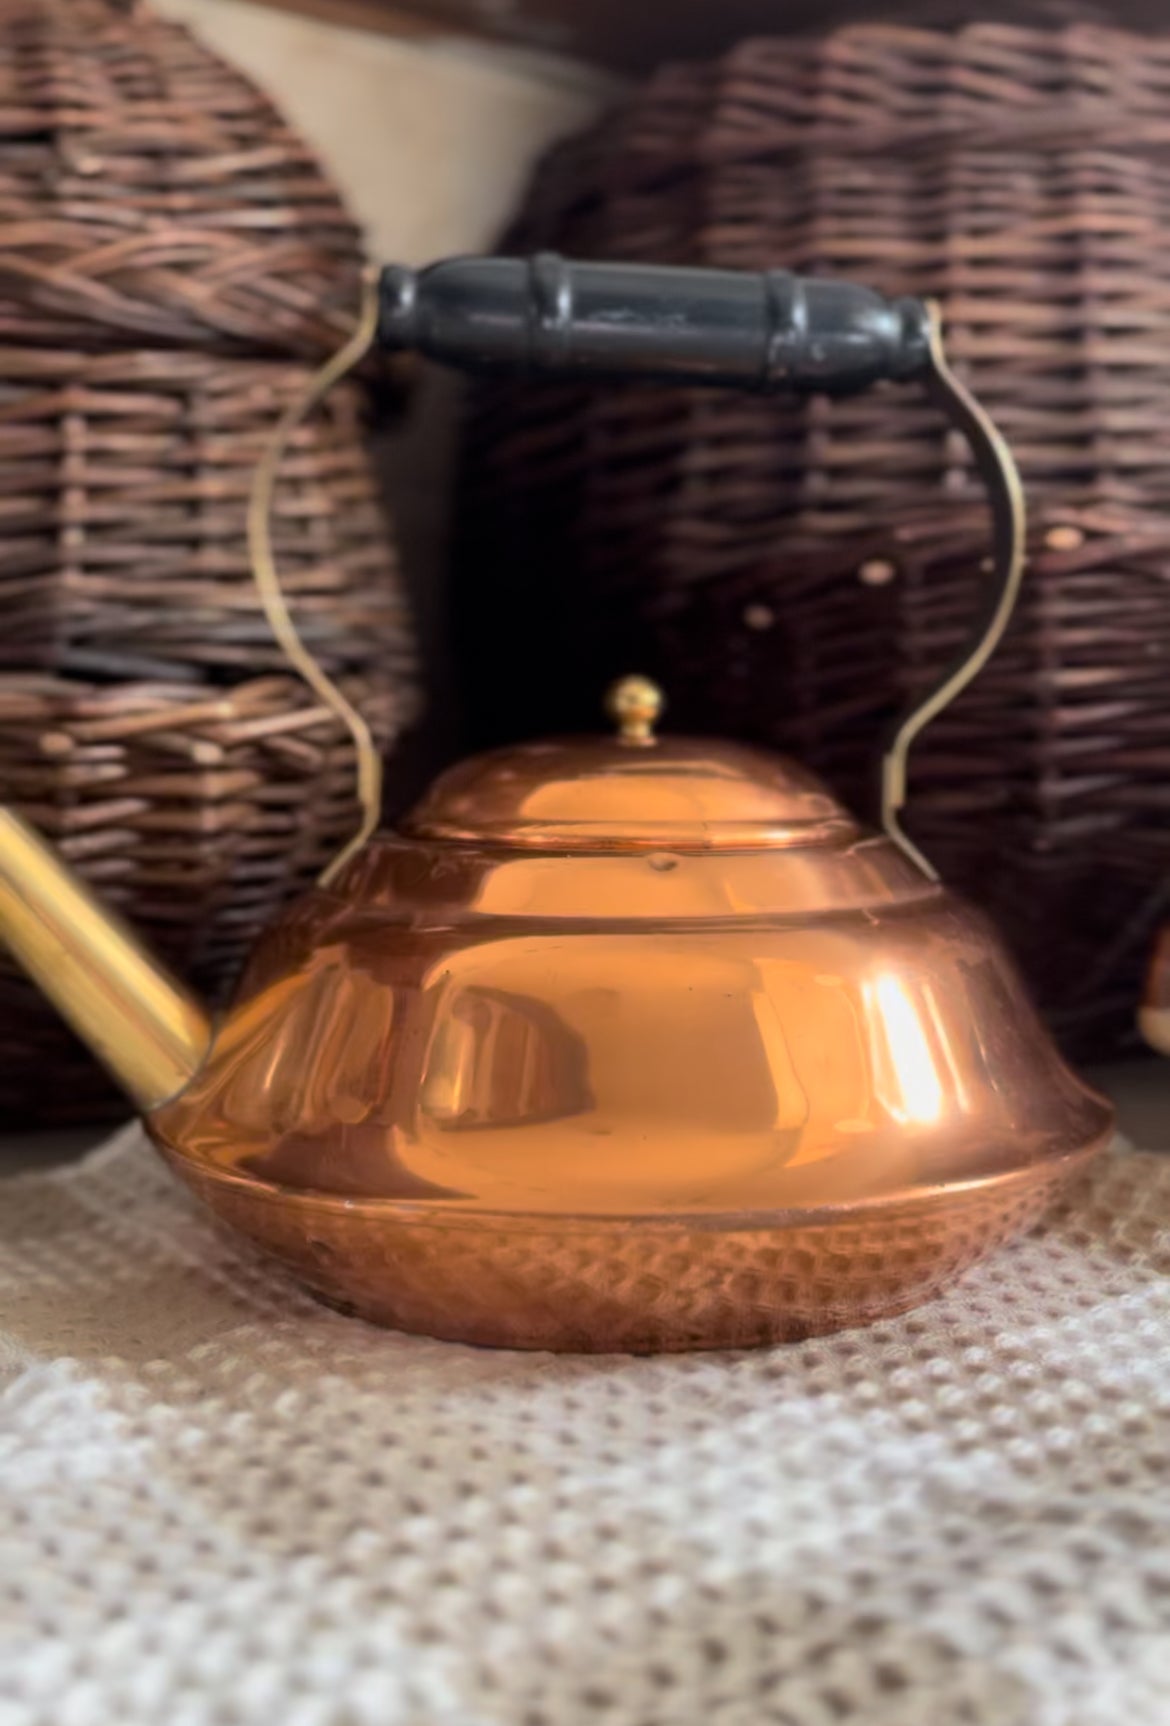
(880, 304, 1027, 880)
(0, 809, 211, 1110)
(246, 269, 383, 888)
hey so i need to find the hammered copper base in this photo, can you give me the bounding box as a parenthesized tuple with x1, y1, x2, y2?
(160, 1144, 1102, 1351)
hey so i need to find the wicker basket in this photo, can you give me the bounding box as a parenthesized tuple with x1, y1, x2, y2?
(0, 346, 416, 681)
(0, 672, 410, 1123)
(0, 0, 364, 357)
(0, 0, 421, 1123)
(456, 20, 1170, 1057)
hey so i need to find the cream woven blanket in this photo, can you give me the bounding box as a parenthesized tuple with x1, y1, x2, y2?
(3, 1126, 1170, 1725)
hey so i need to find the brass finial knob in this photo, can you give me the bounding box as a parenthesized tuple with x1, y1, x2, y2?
(606, 674, 664, 745)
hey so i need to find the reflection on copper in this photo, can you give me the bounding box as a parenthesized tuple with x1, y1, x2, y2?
(867, 972, 946, 1127)
(420, 988, 592, 1129)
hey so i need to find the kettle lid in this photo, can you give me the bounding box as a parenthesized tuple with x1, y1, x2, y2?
(404, 676, 859, 853)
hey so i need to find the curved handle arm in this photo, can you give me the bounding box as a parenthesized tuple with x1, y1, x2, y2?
(248, 272, 386, 886)
(880, 306, 1026, 880)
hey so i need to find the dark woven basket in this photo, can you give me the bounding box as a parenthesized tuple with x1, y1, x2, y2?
(0, 0, 364, 357)
(456, 20, 1170, 1058)
(0, 672, 412, 1124)
(0, 346, 416, 682)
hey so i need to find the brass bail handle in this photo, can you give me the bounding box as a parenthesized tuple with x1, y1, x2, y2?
(248, 259, 1024, 887)
(880, 305, 1026, 880)
(247, 269, 383, 888)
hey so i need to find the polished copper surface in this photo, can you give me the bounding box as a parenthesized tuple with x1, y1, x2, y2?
(0, 670, 1113, 1348)
(144, 709, 1113, 1348)
(161, 1147, 1094, 1351)
(402, 730, 855, 851)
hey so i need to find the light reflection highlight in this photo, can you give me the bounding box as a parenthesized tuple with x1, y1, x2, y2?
(867, 971, 946, 1126)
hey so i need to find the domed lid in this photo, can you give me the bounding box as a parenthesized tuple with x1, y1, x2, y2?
(404, 676, 859, 852)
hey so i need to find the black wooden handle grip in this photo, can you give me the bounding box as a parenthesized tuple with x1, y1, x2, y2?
(378, 253, 931, 395)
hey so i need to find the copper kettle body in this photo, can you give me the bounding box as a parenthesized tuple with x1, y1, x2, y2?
(0, 257, 1113, 1351)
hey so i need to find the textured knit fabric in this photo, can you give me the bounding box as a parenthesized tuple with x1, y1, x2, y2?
(3, 1126, 1170, 1726)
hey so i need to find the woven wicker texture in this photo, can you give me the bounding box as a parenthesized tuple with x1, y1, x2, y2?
(0, 0, 420, 1121)
(456, 21, 1170, 1058)
(0, 674, 413, 1123)
(0, 0, 364, 357)
(0, 346, 416, 681)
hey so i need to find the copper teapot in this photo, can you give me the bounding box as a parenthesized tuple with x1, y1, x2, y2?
(0, 257, 1112, 1350)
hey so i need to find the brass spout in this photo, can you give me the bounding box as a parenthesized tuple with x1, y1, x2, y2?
(0, 809, 212, 1110)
